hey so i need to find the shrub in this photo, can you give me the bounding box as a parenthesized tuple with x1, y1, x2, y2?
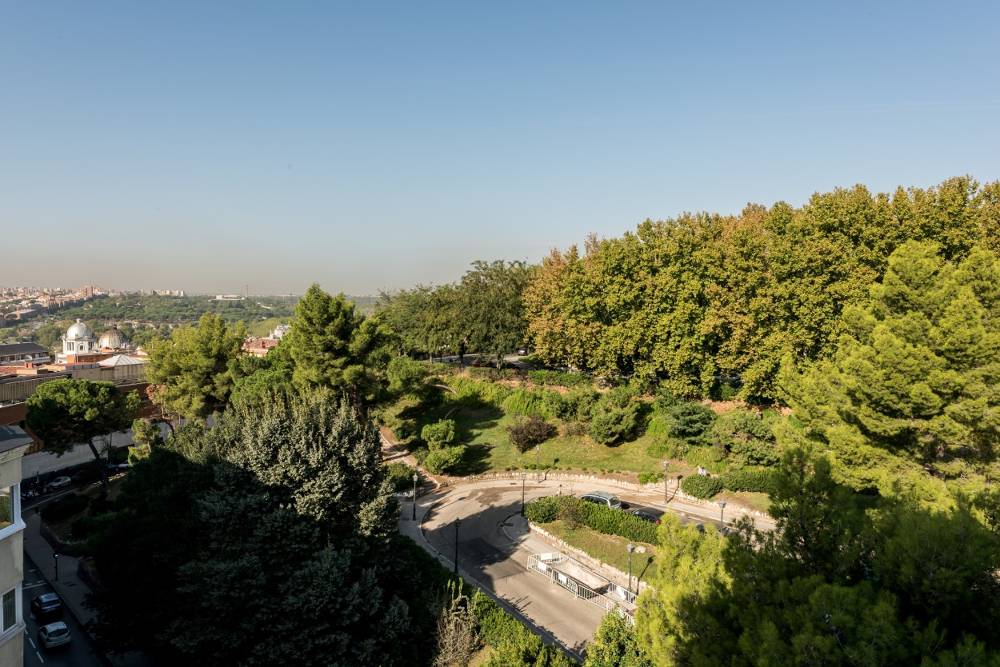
(127, 444, 152, 465)
(711, 409, 779, 467)
(384, 462, 421, 492)
(562, 388, 599, 421)
(507, 415, 557, 452)
(681, 475, 724, 499)
(41, 493, 89, 522)
(524, 496, 659, 544)
(721, 468, 776, 494)
(588, 388, 643, 445)
(448, 376, 511, 407)
(684, 445, 726, 473)
(501, 388, 546, 417)
(563, 421, 588, 437)
(424, 446, 466, 474)
(645, 413, 672, 439)
(387, 356, 429, 395)
(470, 590, 568, 666)
(666, 402, 716, 443)
(422, 419, 456, 450)
(646, 438, 685, 460)
(638, 471, 665, 485)
(526, 369, 591, 387)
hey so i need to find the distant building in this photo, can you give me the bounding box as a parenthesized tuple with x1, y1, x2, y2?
(0, 425, 32, 665)
(271, 324, 290, 340)
(56, 319, 100, 364)
(215, 294, 245, 301)
(0, 343, 51, 368)
(243, 337, 279, 358)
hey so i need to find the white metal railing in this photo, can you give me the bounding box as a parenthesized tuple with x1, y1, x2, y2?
(527, 552, 634, 621)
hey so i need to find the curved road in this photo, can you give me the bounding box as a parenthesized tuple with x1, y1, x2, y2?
(405, 474, 773, 656)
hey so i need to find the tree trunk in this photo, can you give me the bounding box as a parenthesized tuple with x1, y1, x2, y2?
(87, 438, 110, 487)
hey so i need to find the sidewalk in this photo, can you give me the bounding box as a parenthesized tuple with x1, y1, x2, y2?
(22, 511, 152, 667)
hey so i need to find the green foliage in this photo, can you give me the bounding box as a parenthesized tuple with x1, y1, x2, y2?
(645, 437, 685, 460)
(720, 467, 776, 494)
(383, 462, 420, 492)
(585, 612, 653, 667)
(501, 388, 547, 417)
(286, 284, 393, 404)
(127, 444, 152, 465)
(527, 369, 591, 387)
(527, 178, 1000, 400)
(525, 496, 659, 545)
(470, 590, 574, 667)
(507, 415, 557, 453)
(665, 402, 716, 443)
(710, 409, 779, 467)
(386, 356, 430, 396)
(781, 242, 1000, 497)
(637, 471, 664, 485)
(588, 387, 643, 445)
(424, 446, 466, 475)
(682, 445, 725, 472)
(146, 313, 246, 420)
(421, 419, 456, 449)
(27, 379, 141, 455)
(637, 448, 1000, 664)
(680, 474, 724, 499)
(131, 418, 164, 449)
(59, 293, 300, 325)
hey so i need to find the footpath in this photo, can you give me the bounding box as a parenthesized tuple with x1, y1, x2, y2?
(22, 510, 152, 667)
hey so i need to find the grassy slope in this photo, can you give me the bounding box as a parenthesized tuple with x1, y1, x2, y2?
(541, 519, 658, 583)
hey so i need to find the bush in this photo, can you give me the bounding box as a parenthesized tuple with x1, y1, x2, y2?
(424, 446, 466, 474)
(507, 416, 557, 453)
(524, 496, 659, 544)
(448, 376, 512, 407)
(500, 388, 546, 417)
(684, 445, 726, 473)
(646, 438, 685, 460)
(710, 409, 779, 467)
(638, 471, 665, 485)
(41, 493, 89, 522)
(721, 468, 776, 494)
(384, 462, 421, 492)
(666, 402, 716, 443)
(470, 590, 570, 666)
(681, 475, 724, 499)
(421, 419, 456, 450)
(562, 388, 599, 421)
(387, 356, 429, 395)
(562, 421, 588, 437)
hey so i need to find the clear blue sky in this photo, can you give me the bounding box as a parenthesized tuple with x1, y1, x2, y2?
(3, 1, 998, 294)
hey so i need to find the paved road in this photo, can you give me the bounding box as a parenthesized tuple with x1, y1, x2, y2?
(22, 553, 104, 667)
(411, 475, 774, 655)
(22, 422, 171, 478)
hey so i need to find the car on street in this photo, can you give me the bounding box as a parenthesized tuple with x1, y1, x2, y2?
(43, 476, 72, 494)
(31, 593, 63, 621)
(38, 621, 72, 650)
(630, 509, 661, 524)
(581, 491, 624, 510)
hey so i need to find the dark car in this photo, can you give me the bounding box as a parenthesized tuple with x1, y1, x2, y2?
(630, 509, 661, 525)
(31, 593, 63, 621)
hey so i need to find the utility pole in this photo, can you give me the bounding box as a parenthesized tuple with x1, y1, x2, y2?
(453, 518, 461, 576)
(626, 543, 635, 594)
(662, 460, 669, 503)
(719, 501, 727, 526)
(521, 473, 526, 516)
(411, 472, 419, 521)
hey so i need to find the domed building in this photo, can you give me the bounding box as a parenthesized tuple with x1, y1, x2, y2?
(98, 325, 130, 352)
(56, 319, 98, 363)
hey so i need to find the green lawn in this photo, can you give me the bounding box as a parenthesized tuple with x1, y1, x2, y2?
(541, 519, 658, 584)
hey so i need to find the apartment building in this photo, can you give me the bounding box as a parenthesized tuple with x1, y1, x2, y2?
(0, 425, 31, 665)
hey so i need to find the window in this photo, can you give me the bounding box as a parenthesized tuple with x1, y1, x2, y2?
(67, 342, 75, 351)
(1, 589, 14, 632)
(0, 487, 11, 530)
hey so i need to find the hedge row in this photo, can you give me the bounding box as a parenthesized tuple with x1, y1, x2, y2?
(470, 590, 573, 666)
(524, 496, 659, 545)
(721, 468, 776, 494)
(681, 475, 724, 499)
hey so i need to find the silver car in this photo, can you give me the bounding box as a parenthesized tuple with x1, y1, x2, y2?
(581, 491, 623, 509)
(38, 621, 71, 650)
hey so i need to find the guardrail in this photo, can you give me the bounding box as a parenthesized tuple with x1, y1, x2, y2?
(526, 552, 635, 621)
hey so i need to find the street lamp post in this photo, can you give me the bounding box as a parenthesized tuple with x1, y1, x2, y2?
(53, 553, 60, 582)
(521, 473, 526, 516)
(453, 518, 461, 576)
(662, 461, 669, 503)
(719, 501, 727, 526)
(411, 472, 419, 521)
(676, 474, 683, 497)
(626, 543, 636, 594)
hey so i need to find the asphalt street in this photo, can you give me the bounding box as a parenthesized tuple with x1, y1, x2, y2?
(22, 553, 104, 667)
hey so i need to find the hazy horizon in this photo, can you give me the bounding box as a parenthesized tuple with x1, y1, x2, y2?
(4, 2, 998, 294)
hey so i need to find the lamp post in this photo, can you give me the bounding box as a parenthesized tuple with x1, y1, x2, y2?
(719, 501, 727, 526)
(676, 474, 683, 497)
(521, 473, 527, 516)
(662, 461, 669, 503)
(626, 543, 635, 594)
(411, 472, 419, 521)
(453, 518, 461, 576)
(53, 553, 60, 582)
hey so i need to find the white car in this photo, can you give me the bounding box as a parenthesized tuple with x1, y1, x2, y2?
(38, 621, 71, 649)
(43, 476, 72, 494)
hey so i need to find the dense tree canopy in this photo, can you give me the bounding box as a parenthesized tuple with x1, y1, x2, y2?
(636, 448, 1000, 666)
(146, 313, 246, 420)
(525, 177, 1000, 401)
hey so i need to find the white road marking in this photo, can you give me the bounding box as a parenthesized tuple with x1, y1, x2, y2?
(23, 582, 48, 589)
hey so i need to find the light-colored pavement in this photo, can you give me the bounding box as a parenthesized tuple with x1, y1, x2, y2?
(23, 423, 171, 478)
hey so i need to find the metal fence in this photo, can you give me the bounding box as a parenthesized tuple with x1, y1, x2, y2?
(527, 552, 635, 621)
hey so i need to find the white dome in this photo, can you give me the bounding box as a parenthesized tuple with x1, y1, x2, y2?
(98, 326, 128, 349)
(66, 319, 94, 341)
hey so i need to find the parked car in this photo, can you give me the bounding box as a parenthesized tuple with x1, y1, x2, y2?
(38, 622, 71, 650)
(630, 509, 661, 525)
(43, 477, 72, 494)
(581, 491, 623, 510)
(31, 593, 63, 621)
